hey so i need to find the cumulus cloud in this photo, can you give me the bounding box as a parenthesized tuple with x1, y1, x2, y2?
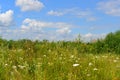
(6, 18, 73, 41)
(97, 0, 120, 16)
(16, 0, 44, 11)
(21, 18, 74, 30)
(0, 17, 105, 41)
(0, 10, 14, 27)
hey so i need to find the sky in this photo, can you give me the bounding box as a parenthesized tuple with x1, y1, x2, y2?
(0, 0, 120, 41)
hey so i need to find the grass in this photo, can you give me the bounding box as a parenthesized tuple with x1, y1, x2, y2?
(0, 47, 120, 80)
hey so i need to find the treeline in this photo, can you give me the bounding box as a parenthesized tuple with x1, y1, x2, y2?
(0, 30, 120, 54)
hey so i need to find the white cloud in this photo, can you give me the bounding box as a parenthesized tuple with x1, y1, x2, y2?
(21, 18, 74, 29)
(47, 8, 89, 17)
(82, 33, 106, 42)
(47, 10, 65, 16)
(47, 8, 97, 21)
(47, 9, 71, 16)
(97, 0, 120, 16)
(6, 18, 73, 41)
(84, 33, 93, 38)
(56, 27, 71, 34)
(0, 27, 106, 41)
(16, 0, 44, 11)
(0, 17, 106, 41)
(0, 10, 14, 27)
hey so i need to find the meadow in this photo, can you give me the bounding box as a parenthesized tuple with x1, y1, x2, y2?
(0, 30, 120, 80)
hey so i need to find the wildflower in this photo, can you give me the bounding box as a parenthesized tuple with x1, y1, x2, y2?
(93, 68, 98, 71)
(28, 48, 31, 50)
(73, 64, 79, 67)
(18, 65, 26, 69)
(12, 66, 17, 69)
(5, 64, 8, 66)
(36, 63, 42, 67)
(60, 54, 63, 57)
(75, 60, 78, 63)
(113, 60, 117, 63)
(102, 55, 108, 58)
(48, 62, 53, 66)
(48, 49, 51, 52)
(87, 74, 91, 77)
(43, 55, 46, 57)
(95, 56, 99, 59)
(70, 55, 74, 58)
(19, 57, 23, 60)
(89, 62, 93, 66)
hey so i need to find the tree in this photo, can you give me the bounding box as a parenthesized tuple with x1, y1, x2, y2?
(104, 30, 120, 53)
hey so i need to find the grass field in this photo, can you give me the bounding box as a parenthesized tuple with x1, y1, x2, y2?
(0, 47, 120, 80)
(1, 30, 120, 80)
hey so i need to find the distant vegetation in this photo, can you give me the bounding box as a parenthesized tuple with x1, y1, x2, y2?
(0, 30, 120, 80)
(0, 30, 120, 54)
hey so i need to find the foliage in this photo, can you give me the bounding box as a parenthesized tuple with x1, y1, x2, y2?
(104, 30, 120, 53)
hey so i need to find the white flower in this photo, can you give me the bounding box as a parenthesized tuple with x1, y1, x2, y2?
(18, 65, 26, 69)
(70, 55, 74, 58)
(48, 49, 51, 52)
(95, 56, 99, 59)
(89, 62, 93, 66)
(73, 64, 79, 67)
(113, 60, 117, 63)
(12, 66, 17, 69)
(87, 74, 91, 77)
(19, 57, 23, 60)
(5, 64, 8, 66)
(43, 55, 46, 57)
(93, 68, 98, 71)
(102, 56, 108, 58)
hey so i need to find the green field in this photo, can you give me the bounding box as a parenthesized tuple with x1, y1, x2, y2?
(0, 48, 120, 80)
(0, 30, 120, 80)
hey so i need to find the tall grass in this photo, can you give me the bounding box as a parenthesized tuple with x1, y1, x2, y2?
(0, 47, 120, 80)
(0, 30, 120, 80)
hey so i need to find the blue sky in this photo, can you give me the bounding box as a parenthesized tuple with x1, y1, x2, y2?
(0, 0, 120, 41)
